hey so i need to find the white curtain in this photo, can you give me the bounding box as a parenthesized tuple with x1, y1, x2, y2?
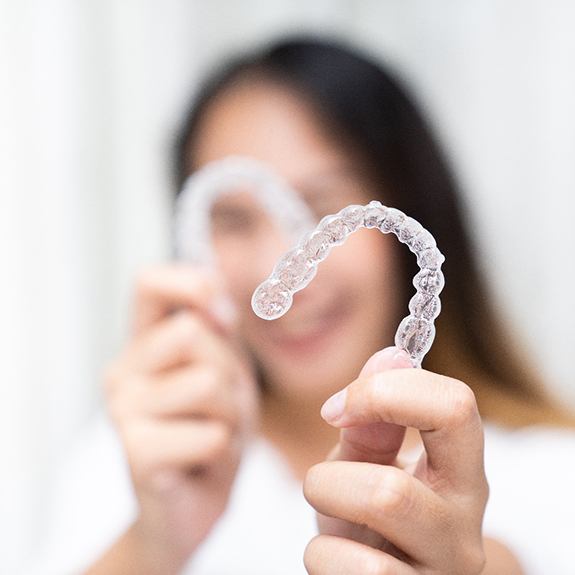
(1, 0, 573, 570)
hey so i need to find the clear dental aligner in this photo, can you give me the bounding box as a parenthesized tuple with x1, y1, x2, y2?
(251, 201, 445, 368)
(173, 156, 316, 265)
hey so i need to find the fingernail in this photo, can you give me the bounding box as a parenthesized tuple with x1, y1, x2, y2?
(210, 295, 238, 328)
(392, 349, 413, 368)
(360, 346, 397, 377)
(321, 387, 348, 423)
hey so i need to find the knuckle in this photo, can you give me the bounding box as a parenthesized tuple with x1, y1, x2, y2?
(165, 313, 203, 360)
(446, 379, 479, 427)
(458, 544, 486, 574)
(482, 476, 490, 504)
(192, 365, 221, 395)
(201, 423, 232, 460)
(369, 467, 413, 520)
(469, 473, 490, 511)
(173, 311, 201, 338)
(190, 367, 239, 422)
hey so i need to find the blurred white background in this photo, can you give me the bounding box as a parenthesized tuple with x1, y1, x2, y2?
(1, 0, 574, 572)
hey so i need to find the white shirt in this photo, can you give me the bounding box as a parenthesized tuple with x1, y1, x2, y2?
(25, 415, 575, 574)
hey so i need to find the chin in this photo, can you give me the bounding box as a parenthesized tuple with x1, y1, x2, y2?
(244, 295, 390, 397)
(259, 337, 371, 401)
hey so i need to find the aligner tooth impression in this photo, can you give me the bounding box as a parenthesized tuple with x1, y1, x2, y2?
(251, 199, 445, 368)
(174, 158, 445, 369)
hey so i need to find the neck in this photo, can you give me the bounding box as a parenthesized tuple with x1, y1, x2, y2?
(258, 388, 340, 481)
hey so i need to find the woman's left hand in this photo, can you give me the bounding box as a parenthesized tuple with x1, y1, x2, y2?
(303, 346, 489, 574)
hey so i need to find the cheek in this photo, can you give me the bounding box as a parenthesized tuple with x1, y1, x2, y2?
(219, 258, 259, 323)
(214, 229, 287, 308)
(214, 240, 250, 293)
(219, 227, 402, 348)
(327, 231, 403, 354)
(327, 230, 403, 345)
(329, 229, 399, 300)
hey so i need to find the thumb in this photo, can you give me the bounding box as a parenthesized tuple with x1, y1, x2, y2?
(325, 346, 412, 465)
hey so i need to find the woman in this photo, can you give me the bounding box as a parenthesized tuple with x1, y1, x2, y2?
(41, 38, 574, 574)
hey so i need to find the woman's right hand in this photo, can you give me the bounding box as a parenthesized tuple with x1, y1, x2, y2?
(100, 265, 258, 574)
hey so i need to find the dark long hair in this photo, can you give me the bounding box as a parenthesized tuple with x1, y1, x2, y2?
(173, 36, 572, 427)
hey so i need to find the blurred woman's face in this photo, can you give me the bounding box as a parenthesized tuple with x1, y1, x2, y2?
(191, 80, 403, 402)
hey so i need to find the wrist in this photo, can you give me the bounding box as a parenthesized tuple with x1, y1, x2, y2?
(129, 518, 192, 575)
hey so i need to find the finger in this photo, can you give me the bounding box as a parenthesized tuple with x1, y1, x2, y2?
(126, 419, 234, 482)
(120, 310, 239, 375)
(131, 264, 237, 336)
(330, 347, 411, 465)
(304, 534, 417, 575)
(356, 347, 412, 379)
(146, 365, 239, 427)
(321, 368, 485, 492)
(304, 460, 450, 566)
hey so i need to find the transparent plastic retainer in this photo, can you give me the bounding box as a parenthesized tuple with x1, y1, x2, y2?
(173, 156, 316, 266)
(251, 201, 445, 368)
(174, 157, 445, 369)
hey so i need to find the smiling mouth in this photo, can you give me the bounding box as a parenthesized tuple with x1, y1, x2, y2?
(264, 296, 350, 353)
